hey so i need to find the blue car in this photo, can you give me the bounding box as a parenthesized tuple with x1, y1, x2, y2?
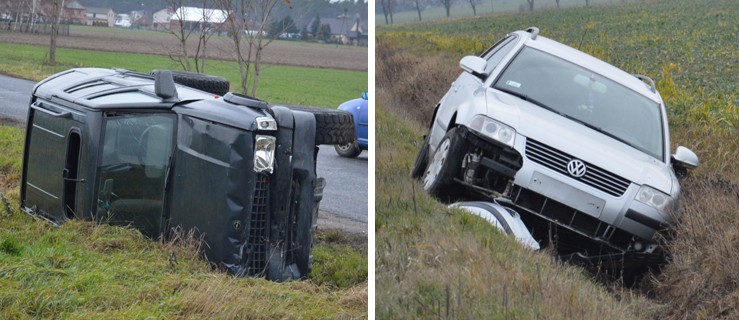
(335, 92, 369, 158)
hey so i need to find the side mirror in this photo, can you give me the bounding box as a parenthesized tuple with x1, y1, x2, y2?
(672, 146, 699, 169)
(459, 56, 487, 77)
(672, 146, 698, 179)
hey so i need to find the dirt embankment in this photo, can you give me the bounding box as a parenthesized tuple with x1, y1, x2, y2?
(0, 28, 368, 71)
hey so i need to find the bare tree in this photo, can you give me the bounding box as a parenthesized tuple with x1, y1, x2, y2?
(490, 0, 494, 13)
(192, 0, 221, 73)
(49, 0, 65, 65)
(379, 0, 394, 25)
(584, 0, 590, 6)
(217, 0, 294, 96)
(555, 0, 560, 8)
(526, 0, 534, 11)
(167, 0, 195, 71)
(439, 0, 452, 17)
(411, 0, 427, 21)
(468, 0, 480, 16)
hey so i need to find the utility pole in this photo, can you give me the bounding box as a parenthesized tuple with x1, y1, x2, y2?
(337, 8, 348, 48)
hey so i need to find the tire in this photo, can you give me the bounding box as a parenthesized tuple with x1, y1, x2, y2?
(335, 140, 362, 158)
(410, 134, 430, 179)
(150, 69, 230, 96)
(282, 106, 355, 145)
(423, 127, 466, 201)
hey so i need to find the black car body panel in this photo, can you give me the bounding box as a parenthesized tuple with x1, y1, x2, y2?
(20, 68, 322, 280)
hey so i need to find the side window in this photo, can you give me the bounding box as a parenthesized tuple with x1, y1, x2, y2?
(481, 36, 518, 77)
(96, 113, 175, 236)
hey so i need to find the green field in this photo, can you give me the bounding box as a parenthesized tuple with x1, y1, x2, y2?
(377, 0, 737, 318)
(0, 42, 367, 108)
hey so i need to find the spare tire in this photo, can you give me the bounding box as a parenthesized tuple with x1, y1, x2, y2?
(150, 69, 230, 96)
(281, 106, 355, 145)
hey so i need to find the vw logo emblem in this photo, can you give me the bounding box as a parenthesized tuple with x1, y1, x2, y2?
(567, 159, 587, 178)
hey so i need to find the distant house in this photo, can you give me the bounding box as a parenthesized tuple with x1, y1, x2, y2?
(62, 1, 86, 25)
(346, 19, 368, 46)
(313, 17, 350, 40)
(130, 10, 150, 28)
(169, 7, 229, 31)
(85, 7, 114, 27)
(152, 8, 174, 30)
(307, 15, 366, 45)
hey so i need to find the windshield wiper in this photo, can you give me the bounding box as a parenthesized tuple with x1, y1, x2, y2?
(496, 87, 563, 116)
(560, 113, 644, 152)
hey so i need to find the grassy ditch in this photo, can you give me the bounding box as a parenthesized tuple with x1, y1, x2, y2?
(0, 125, 367, 319)
(0, 42, 367, 109)
(375, 100, 653, 318)
(376, 0, 737, 318)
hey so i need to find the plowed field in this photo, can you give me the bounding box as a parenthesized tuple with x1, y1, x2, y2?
(0, 27, 367, 71)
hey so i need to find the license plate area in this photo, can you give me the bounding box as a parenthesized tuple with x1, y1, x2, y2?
(528, 171, 605, 218)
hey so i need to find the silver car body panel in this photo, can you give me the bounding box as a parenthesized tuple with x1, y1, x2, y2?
(428, 29, 684, 248)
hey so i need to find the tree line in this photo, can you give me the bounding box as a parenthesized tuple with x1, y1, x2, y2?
(378, 0, 633, 24)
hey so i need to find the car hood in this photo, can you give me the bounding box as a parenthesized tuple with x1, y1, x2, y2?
(486, 89, 674, 194)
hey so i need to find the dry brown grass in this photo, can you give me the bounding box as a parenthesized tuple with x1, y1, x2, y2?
(652, 178, 739, 319)
(375, 37, 459, 126)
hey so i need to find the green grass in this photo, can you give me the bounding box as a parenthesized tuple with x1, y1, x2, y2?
(0, 125, 367, 319)
(376, 0, 737, 318)
(0, 42, 367, 108)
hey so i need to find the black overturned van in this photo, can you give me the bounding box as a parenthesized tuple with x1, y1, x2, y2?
(20, 68, 354, 280)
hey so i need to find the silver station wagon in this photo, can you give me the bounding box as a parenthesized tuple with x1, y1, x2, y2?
(412, 27, 699, 274)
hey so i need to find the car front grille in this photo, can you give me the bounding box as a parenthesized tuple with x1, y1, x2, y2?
(525, 139, 631, 197)
(511, 186, 634, 250)
(247, 172, 270, 276)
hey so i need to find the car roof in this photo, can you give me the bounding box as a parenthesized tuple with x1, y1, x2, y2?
(513, 30, 662, 103)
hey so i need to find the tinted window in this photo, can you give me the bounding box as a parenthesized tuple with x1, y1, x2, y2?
(96, 113, 175, 236)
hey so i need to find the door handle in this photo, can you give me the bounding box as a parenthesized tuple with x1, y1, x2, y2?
(31, 102, 71, 118)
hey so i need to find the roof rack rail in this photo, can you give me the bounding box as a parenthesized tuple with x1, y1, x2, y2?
(526, 26, 540, 40)
(633, 74, 656, 93)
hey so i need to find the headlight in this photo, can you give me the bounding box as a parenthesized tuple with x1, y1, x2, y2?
(468, 115, 516, 147)
(254, 135, 276, 173)
(635, 185, 672, 211)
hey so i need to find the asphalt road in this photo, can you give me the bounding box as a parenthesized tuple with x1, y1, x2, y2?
(0, 74, 34, 121)
(0, 74, 368, 226)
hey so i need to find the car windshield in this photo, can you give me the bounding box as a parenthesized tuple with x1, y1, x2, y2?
(493, 47, 664, 161)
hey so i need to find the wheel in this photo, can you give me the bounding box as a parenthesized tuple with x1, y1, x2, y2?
(335, 140, 362, 158)
(423, 127, 466, 200)
(410, 134, 430, 179)
(282, 106, 355, 145)
(150, 69, 230, 96)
